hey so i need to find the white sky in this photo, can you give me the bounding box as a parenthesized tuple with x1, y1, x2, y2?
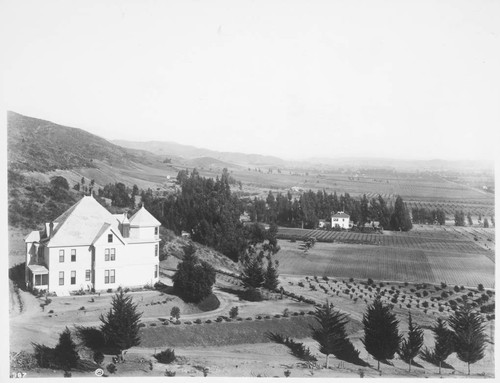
(2, 0, 499, 161)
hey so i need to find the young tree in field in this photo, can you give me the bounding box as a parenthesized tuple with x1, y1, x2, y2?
(398, 312, 424, 372)
(362, 297, 401, 371)
(99, 291, 142, 359)
(491, 216, 495, 227)
(172, 252, 216, 303)
(448, 304, 487, 375)
(311, 302, 362, 368)
(483, 218, 489, 228)
(54, 327, 80, 371)
(420, 318, 455, 374)
(170, 306, 180, 320)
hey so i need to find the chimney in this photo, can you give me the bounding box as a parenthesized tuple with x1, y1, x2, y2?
(122, 213, 130, 238)
(49, 222, 54, 238)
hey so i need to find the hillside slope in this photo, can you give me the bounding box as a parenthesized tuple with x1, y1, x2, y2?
(114, 139, 285, 167)
(7, 111, 156, 172)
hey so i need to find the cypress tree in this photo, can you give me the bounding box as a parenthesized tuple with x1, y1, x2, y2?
(398, 312, 424, 372)
(263, 256, 279, 290)
(389, 196, 412, 231)
(54, 327, 80, 371)
(99, 291, 142, 358)
(448, 304, 487, 375)
(362, 296, 401, 371)
(241, 248, 265, 288)
(311, 302, 362, 368)
(430, 318, 455, 374)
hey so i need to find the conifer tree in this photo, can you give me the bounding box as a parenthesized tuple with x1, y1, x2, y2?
(311, 302, 362, 368)
(263, 255, 279, 290)
(241, 246, 265, 288)
(448, 304, 487, 375)
(54, 327, 80, 371)
(398, 312, 424, 372)
(99, 291, 142, 358)
(362, 296, 401, 371)
(421, 318, 454, 374)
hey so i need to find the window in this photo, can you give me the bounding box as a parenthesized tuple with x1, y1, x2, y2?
(59, 271, 64, 285)
(154, 227, 158, 235)
(110, 248, 115, 261)
(108, 234, 113, 243)
(155, 244, 158, 257)
(35, 274, 48, 286)
(71, 271, 76, 285)
(71, 249, 76, 262)
(105, 269, 115, 284)
(85, 270, 91, 281)
(105, 248, 110, 261)
(59, 250, 65, 263)
(154, 265, 158, 278)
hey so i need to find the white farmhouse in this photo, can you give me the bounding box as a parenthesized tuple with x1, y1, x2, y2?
(331, 211, 350, 229)
(24, 195, 161, 296)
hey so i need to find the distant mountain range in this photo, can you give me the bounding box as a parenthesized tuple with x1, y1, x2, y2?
(7, 111, 494, 175)
(113, 139, 286, 167)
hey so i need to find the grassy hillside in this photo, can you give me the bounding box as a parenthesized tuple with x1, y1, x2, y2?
(7, 111, 155, 172)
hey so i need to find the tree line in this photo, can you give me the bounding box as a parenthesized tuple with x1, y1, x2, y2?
(245, 189, 413, 231)
(271, 295, 487, 376)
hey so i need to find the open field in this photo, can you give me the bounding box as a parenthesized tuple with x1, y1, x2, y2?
(278, 225, 495, 256)
(274, 239, 495, 288)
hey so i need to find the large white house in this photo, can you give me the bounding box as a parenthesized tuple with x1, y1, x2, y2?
(331, 211, 351, 229)
(24, 195, 161, 296)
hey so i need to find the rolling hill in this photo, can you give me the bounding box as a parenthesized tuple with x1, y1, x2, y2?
(7, 111, 158, 172)
(113, 139, 285, 167)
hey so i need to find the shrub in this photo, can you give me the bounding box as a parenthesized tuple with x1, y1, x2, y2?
(423, 290, 429, 297)
(93, 351, 104, 365)
(439, 306, 444, 312)
(172, 252, 216, 303)
(107, 363, 117, 374)
(170, 306, 180, 320)
(480, 303, 495, 314)
(441, 291, 449, 299)
(107, 289, 113, 293)
(205, 319, 212, 324)
(242, 288, 264, 302)
(298, 282, 304, 288)
(454, 285, 460, 293)
(246, 317, 252, 321)
(349, 277, 354, 282)
(184, 321, 192, 325)
(229, 306, 239, 319)
(197, 293, 220, 312)
(154, 348, 176, 364)
(150, 323, 156, 327)
(422, 301, 429, 308)
(194, 319, 202, 324)
(165, 369, 176, 377)
(478, 284, 484, 291)
(440, 282, 447, 289)
(486, 290, 493, 297)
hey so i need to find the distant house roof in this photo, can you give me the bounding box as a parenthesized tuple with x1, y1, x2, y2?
(46, 195, 120, 247)
(129, 206, 161, 227)
(332, 211, 350, 218)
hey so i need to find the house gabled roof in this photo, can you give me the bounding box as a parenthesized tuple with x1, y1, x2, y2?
(129, 206, 161, 227)
(46, 195, 120, 247)
(25, 230, 40, 243)
(91, 223, 126, 246)
(332, 211, 350, 218)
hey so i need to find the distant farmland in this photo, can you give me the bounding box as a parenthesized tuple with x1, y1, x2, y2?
(277, 226, 495, 258)
(275, 239, 495, 288)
